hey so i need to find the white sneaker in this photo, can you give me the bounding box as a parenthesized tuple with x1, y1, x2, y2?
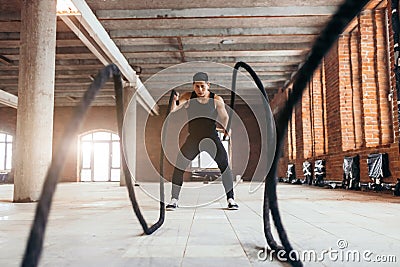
(227, 198, 239, 210)
(166, 198, 178, 210)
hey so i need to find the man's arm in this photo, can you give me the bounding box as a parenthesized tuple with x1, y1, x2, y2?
(215, 95, 230, 136)
(170, 92, 191, 112)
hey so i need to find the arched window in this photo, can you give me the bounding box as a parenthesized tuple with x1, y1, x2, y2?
(79, 131, 120, 182)
(0, 132, 13, 171)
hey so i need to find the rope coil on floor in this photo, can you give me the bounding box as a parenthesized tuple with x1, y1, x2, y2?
(21, 1, 369, 266)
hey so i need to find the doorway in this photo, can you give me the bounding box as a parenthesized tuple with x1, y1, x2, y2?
(79, 131, 120, 182)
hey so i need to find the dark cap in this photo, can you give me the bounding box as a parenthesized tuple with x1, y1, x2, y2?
(193, 72, 208, 82)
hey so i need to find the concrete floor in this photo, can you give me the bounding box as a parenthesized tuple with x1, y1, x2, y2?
(0, 182, 399, 267)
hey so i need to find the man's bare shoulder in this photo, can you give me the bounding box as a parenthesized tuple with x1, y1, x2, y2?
(180, 92, 192, 100)
(214, 94, 225, 103)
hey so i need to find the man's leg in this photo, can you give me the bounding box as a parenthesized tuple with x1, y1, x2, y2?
(210, 135, 234, 200)
(171, 136, 200, 200)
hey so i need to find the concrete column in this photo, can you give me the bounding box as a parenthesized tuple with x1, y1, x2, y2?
(121, 88, 137, 186)
(14, 0, 57, 202)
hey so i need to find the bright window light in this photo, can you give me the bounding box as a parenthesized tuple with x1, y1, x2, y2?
(80, 131, 121, 182)
(57, 0, 80, 16)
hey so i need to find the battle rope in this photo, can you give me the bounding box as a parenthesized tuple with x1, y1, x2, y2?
(116, 79, 165, 236)
(228, 62, 288, 261)
(227, 0, 369, 266)
(21, 64, 168, 267)
(268, 0, 369, 265)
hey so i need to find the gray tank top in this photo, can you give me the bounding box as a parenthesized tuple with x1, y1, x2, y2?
(187, 91, 218, 137)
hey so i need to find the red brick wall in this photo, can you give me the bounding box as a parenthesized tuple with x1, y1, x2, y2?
(269, 89, 290, 177)
(272, 2, 400, 184)
(295, 91, 304, 160)
(312, 67, 327, 156)
(350, 30, 364, 148)
(359, 10, 381, 147)
(375, 9, 393, 144)
(339, 34, 356, 151)
(325, 42, 342, 154)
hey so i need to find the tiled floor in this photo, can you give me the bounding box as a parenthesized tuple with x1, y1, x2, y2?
(0, 182, 400, 266)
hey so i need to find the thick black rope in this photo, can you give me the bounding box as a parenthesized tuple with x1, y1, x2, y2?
(268, 0, 369, 265)
(21, 64, 166, 267)
(115, 76, 165, 236)
(21, 65, 120, 267)
(228, 61, 282, 251)
(227, 1, 369, 266)
(228, 62, 286, 259)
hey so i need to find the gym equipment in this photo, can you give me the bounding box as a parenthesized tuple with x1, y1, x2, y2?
(394, 179, 400, 196)
(286, 164, 296, 183)
(302, 161, 313, 185)
(314, 159, 326, 186)
(367, 153, 391, 191)
(342, 155, 360, 190)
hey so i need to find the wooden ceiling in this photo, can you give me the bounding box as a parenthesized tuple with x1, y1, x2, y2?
(0, 0, 373, 107)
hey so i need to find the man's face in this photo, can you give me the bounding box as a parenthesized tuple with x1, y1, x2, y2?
(193, 81, 210, 97)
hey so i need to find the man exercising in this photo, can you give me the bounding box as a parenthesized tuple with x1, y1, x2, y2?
(166, 72, 238, 210)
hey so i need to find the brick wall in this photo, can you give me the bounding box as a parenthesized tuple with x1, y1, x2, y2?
(272, 2, 400, 184)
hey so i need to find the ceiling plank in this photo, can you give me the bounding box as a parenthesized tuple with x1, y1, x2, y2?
(86, 0, 344, 10)
(110, 27, 322, 38)
(96, 6, 339, 19)
(98, 16, 331, 30)
(127, 55, 306, 65)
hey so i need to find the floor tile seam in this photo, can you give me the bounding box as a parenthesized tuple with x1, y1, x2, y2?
(222, 199, 254, 266)
(238, 199, 262, 219)
(180, 192, 199, 267)
(281, 211, 338, 237)
(352, 224, 400, 242)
